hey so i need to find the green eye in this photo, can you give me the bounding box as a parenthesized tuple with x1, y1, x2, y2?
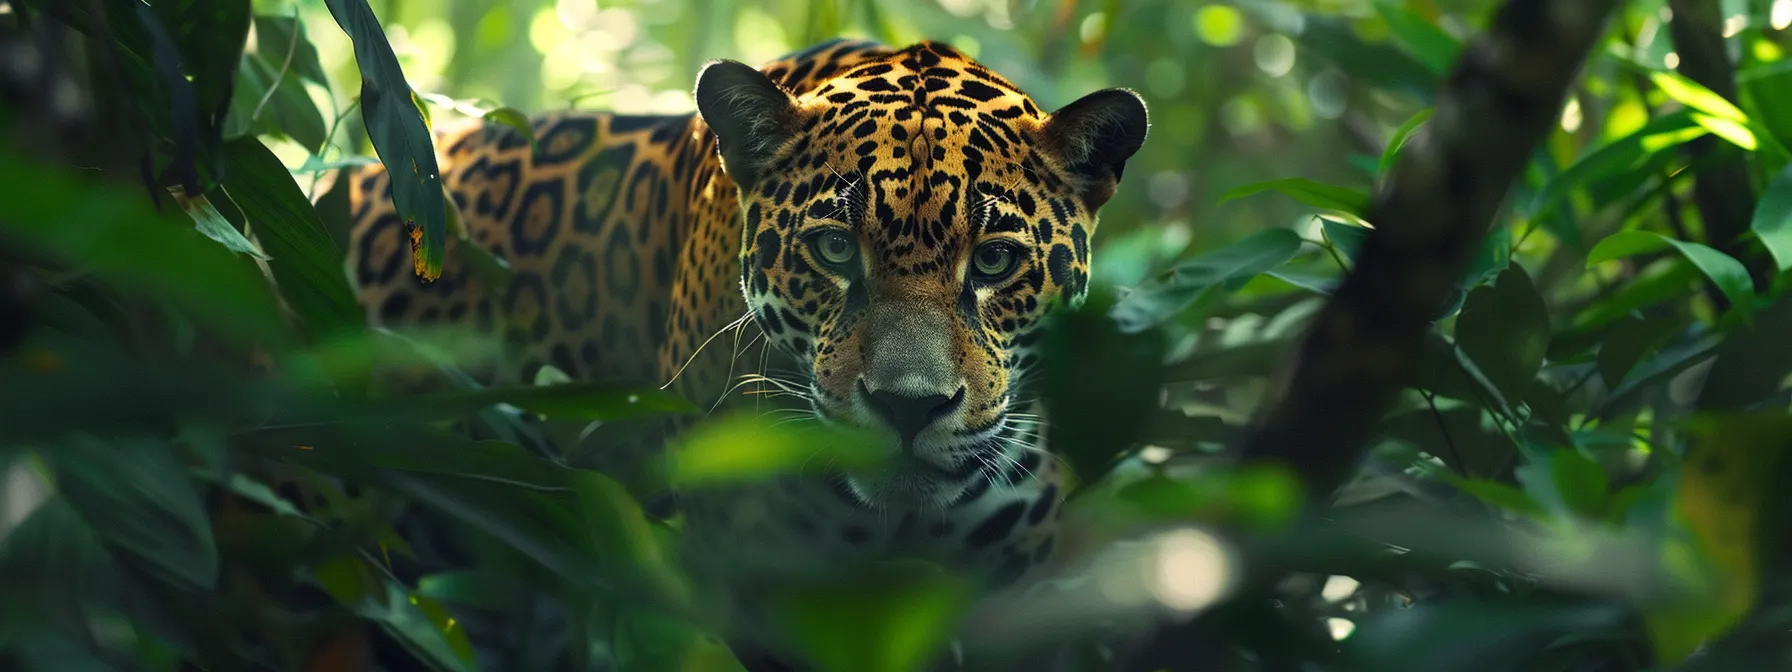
(809, 229, 859, 268)
(971, 241, 1023, 281)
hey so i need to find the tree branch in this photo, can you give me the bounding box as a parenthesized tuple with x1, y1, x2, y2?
(1232, 0, 1622, 499)
(1118, 4, 1623, 669)
(1666, 0, 1771, 292)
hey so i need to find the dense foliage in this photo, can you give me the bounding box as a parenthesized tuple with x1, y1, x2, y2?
(3, 0, 1792, 671)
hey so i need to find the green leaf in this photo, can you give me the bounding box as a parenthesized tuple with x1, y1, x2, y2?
(381, 472, 608, 593)
(1691, 113, 1757, 150)
(1385, 406, 1518, 480)
(670, 414, 889, 488)
(1570, 261, 1700, 331)
(174, 188, 270, 259)
(1596, 314, 1684, 388)
(416, 571, 512, 610)
(1741, 60, 1792, 156)
(1529, 111, 1704, 229)
(217, 472, 305, 518)
(768, 559, 973, 672)
(1603, 332, 1724, 409)
(0, 493, 123, 644)
(1110, 229, 1304, 332)
(136, 0, 252, 190)
(1344, 597, 1639, 671)
(384, 381, 697, 424)
(1697, 292, 1792, 411)
(221, 136, 364, 340)
(1161, 338, 1297, 382)
(1114, 468, 1303, 529)
(360, 581, 473, 672)
(1463, 222, 1512, 286)
(1456, 265, 1551, 403)
(1514, 447, 1608, 519)
(1219, 178, 1370, 216)
(1297, 15, 1437, 103)
(252, 14, 329, 87)
(1748, 161, 1792, 272)
(1372, 2, 1460, 75)
(250, 423, 571, 491)
(1449, 478, 1548, 519)
(1044, 297, 1168, 485)
(614, 607, 746, 672)
(295, 154, 383, 173)
(570, 469, 690, 606)
(1380, 107, 1435, 174)
(1320, 217, 1368, 265)
(1587, 231, 1755, 322)
(0, 153, 287, 345)
(247, 53, 329, 153)
(1650, 71, 1747, 123)
(47, 435, 219, 592)
(324, 0, 446, 280)
(481, 107, 538, 149)
(154, 0, 252, 128)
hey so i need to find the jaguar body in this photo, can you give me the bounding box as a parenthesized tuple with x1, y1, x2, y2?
(346, 37, 1147, 662)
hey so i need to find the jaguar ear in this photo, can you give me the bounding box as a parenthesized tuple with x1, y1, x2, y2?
(695, 59, 800, 191)
(1041, 88, 1149, 208)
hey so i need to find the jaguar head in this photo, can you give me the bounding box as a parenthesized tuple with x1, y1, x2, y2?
(696, 42, 1148, 508)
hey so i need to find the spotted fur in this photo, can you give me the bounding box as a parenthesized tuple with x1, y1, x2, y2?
(346, 38, 1147, 661)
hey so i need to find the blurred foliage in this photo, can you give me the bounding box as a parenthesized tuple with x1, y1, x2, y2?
(4, 0, 1792, 671)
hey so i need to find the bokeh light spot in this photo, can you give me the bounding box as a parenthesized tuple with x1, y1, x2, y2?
(1253, 34, 1296, 77)
(1194, 5, 1245, 47)
(1150, 528, 1232, 613)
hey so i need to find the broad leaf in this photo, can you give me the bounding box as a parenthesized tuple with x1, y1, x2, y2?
(1372, 2, 1459, 75)
(670, 414, 888, 488)
(1320, 217, 1368, 264)
(1345, 597, 1641, 672)
(380, 381, 697, 423)
(221, 136, 364, 340)
(0, 153, 288, 344)
(48, 435, 219, 592)
(482, 107, 538, 150)
(1748, 161, 1792, 272)
(1587, 231, 1754, 322)
(1530, 111, 1704, 229)
(1110, 228, 1304, 332)
(1691, 113, 1757, 150)
(1044, 297, 1167, 485)
(769, 560, 973, 672)
(1380, 107, 1435, 174)
(252, 14, 329, 87)
(324, 0, 446, 280)
(1596, 314, 1684, 388)
(1651, 71, 1746, 123)
(1297, 14, 1437, 103)
(171, 187, 269, 259)
(1456, 265, 1551, 403)
(1219, 178, 1370, 217)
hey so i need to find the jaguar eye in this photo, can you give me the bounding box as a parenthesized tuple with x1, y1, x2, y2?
(808, 229, 859, 269)
(971, 240, 1023, 282)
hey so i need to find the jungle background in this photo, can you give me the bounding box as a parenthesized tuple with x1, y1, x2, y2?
(5, 0, 1792, 670)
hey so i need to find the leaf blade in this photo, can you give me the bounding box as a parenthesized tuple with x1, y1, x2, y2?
(323, 0, 446, 280)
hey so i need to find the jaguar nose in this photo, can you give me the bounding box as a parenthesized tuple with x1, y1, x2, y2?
(863, 383, 965, 446)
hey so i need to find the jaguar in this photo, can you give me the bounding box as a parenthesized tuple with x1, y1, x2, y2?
(346, 37, 1147, 663)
